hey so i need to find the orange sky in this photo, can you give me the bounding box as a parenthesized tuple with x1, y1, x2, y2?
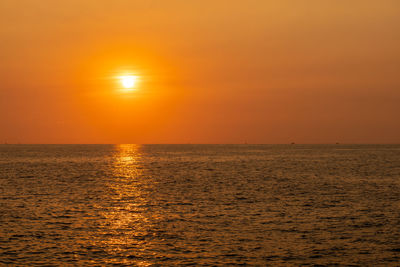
(1, 0, 399, 144)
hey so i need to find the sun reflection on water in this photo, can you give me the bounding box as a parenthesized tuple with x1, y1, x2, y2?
(113, 144, 143, 179)
(95, 144, 154, 266)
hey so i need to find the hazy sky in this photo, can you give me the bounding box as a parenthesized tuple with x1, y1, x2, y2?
(1, 0, 399, 143)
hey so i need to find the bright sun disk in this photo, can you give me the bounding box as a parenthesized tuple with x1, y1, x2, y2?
(119, 75, 138, 89)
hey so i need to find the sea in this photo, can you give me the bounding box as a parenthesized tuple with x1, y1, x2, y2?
(0, 144, 399, 266)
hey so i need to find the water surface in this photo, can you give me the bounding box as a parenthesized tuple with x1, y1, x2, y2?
(0, 145, 399, 265)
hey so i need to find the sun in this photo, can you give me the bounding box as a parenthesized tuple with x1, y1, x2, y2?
(119, 75, 138, 89)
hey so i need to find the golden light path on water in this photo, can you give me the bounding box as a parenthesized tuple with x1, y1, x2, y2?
(94, 144, 154, 266)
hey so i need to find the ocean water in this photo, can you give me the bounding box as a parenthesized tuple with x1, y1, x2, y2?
(0, 144, 399, 266)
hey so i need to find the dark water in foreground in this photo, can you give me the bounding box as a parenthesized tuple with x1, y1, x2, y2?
(0, 145, 399, 266)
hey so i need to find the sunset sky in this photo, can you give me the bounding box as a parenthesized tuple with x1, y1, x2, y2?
(1, 0, 399, 144)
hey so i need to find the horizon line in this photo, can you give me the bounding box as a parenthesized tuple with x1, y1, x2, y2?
(1, 143, 399, 145)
